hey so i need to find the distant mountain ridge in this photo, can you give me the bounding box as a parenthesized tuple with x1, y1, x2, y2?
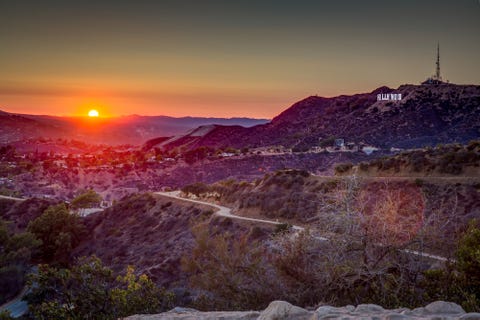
(0, 111, 269, 145)
(156, 83, 480, 151)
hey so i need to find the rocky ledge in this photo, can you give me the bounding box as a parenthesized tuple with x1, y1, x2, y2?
(124, 300, 480, 320)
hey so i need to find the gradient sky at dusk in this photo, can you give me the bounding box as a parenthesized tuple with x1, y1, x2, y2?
(1, 0, 479, 118)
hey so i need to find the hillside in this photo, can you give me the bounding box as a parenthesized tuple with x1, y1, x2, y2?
(0, 111, 268, 145)
(338, 140, 480, 176)
(158, 84, 480, 151)
(74, 193, 273, 289)
(182, 169, 480, 255)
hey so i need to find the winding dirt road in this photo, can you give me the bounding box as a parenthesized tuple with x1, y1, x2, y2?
(0, 195, 25, 201)
(155, 191, 448, 262)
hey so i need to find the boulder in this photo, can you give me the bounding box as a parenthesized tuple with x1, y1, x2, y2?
(313, 305, 355, 319)
(355, 304, 386, 313)
(124, 301, 480, 320)
(316, 305, 354, 315)
(424, 301, 465, 314)
(124, 310, 259, 320)
(384, 314, 412, 320)
(257, 301, 312, 320)
(460, 314, 480, 320)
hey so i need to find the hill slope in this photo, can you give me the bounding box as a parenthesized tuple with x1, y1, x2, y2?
(159, 84, 480, 151)
(0, 111, 268, 145)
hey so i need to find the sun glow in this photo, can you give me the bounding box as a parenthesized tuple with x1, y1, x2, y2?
(88, 109, 99, 117)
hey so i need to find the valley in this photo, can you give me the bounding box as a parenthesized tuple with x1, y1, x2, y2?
(1, 84, 479, 319)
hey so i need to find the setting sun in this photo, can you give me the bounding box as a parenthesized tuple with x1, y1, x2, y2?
(88, 109, 99, 117)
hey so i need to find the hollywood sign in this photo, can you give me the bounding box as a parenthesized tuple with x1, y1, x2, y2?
(377, 93, 402, 101)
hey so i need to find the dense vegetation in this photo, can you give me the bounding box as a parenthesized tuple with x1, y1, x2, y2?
(71, 190, 102, 209)
(0, 197, 175, 319)
(182, 170, 323, 222)
(25, 256, 173, 320)
(337, 140, 480, 175)
(1, 161, 479, 318)
(0, 220, 40, 305)
(182, 213, 480, 312)
(179, 168, 480, 312)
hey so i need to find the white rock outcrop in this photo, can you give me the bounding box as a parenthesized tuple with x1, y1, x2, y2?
(123, 300, 480, 320)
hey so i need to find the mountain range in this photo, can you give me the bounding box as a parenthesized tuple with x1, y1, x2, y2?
(153, 83, 480, 151)
(2, 83, 479, 151)
(0, 112, 269, 145)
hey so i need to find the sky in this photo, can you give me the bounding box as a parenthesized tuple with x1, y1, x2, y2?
(0, 0, 479, 118)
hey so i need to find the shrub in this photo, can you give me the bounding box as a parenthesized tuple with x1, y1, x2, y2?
(439, 152, 462, 174)
(181, 227, 275, 310)
(273, 223, 291, 235)
(0, 311, 13, 320)
(422, 222, 480, 312)
(319, 136, 336, 148)
(409, 152, 429, 172)
(181, 182, 210, 197)
(27, 204, 85, 264)
(0, 220, 41, 304)
(71, 189, 102, 209)
(456, 221, 480, 288)
(359, 162, 369, 171)
(26, 256, 174, 319)
(334, 163, 353, 175)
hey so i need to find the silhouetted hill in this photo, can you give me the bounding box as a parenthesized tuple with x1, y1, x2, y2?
(159, 84, 480, 151)
(0, 111, 268, 145)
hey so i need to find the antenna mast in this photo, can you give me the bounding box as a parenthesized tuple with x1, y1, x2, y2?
(435, 43, 442, 81)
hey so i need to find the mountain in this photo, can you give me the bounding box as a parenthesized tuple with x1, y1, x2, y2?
(157, 83, 480, 151)
(0, 111, 269, 145)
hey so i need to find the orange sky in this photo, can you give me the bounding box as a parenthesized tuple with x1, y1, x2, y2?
(1, 1, 479, 118)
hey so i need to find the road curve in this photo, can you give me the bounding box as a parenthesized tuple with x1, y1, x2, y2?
(0, 195, 25, 201)
(155, 191, 449, 261)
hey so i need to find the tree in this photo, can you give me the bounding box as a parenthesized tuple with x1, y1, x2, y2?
(71, 190, 102, 209)
(421, 222, 480, 312)
(456, 221, 480, 296)
(181, 226, 276, 310)
(271, 229, 338, 306)
(0, 219, 40, 304)
(27, 204, 85, 264)
(26, 256, 173, 320)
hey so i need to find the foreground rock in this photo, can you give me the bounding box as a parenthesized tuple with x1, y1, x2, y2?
(124, 300, 480, 320)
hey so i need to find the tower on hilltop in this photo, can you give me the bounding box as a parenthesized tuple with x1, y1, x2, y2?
(434, 43, 442, 82)
(422, 43, 447, 85)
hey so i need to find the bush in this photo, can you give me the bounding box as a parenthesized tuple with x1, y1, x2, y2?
(456, 221, 480, 288)
(319, 136, 336, 148)
(439, 152, 462, 174)
(71, 189, 102, 209)
(409, 152, 429, 172)
(273, 223, 291, 235)
(27, 204, 85, 264)
(182, 182, 210, 197)
(421, 222, 480, 312)
(181, 227, 275, 310)
(358, 162, 369, 171)
(0, 219, 40, 304)
(334, 163, 353, 175)
(26, 256, 174, 319)
(0, 311, 13, 320)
